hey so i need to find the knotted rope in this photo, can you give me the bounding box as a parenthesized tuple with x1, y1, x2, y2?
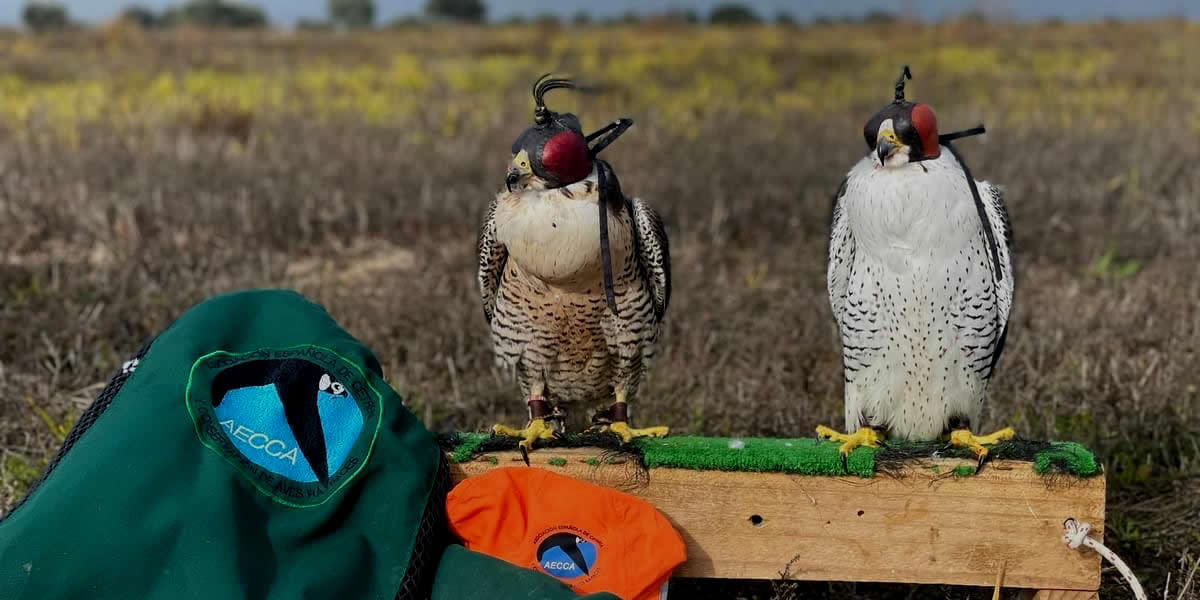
(1062, 518, 1146, 600)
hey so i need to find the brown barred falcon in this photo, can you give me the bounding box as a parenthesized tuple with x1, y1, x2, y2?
(477, 75, 672, 453)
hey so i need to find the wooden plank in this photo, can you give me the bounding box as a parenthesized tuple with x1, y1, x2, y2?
(448, 448, 1105, 591)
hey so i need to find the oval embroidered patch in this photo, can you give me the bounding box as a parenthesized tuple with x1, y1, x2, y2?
(185, 346, 382, 507)
(535, 528, 602, 585)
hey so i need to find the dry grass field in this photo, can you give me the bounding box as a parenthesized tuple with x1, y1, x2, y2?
(1, 21, 1198, 599)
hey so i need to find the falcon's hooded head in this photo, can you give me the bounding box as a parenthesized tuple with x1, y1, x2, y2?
(506, 75, 594, 192)
(500, 73, 636, 316)
(864, 66, 941, 168)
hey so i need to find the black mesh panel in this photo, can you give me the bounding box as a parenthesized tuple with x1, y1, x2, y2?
(395, 454, 452, 599)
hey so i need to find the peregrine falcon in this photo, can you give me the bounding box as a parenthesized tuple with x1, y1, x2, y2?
(478, 75, 671, 452)
(816, 67, 1015, 469)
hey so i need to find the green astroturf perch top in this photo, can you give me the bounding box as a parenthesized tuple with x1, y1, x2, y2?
(442, 433, 1102, 479)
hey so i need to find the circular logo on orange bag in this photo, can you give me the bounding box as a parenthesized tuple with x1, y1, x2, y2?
(534, 527, 602, 583)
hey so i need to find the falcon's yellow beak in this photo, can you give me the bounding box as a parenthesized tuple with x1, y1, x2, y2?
(876, 128, 900, 165)
(506, 149, 533, 192)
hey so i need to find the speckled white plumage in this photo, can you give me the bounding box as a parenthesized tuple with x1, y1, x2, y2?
(827, 147, 1013, 441)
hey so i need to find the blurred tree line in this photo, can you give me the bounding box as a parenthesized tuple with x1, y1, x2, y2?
(22, 2, 71, 32)
(20, 0, 917, 33)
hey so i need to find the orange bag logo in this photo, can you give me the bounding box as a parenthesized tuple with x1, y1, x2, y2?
(533, 526, 602, 585)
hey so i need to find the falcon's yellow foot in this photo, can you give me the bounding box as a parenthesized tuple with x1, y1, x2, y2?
(492, 418, 557, 453)
(816, 425, 881, 456)
(950, 427, 1015, 471)
(606, 421, 669, 443)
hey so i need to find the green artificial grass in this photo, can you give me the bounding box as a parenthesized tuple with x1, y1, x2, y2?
(637, 436, 875, 478)
(448, 432, 491, 464)
(1032, 441, 1100, 476)
(437, 432, 1103, 479)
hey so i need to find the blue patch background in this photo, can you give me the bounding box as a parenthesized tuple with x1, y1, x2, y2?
(316, 389, 364, 477)
(539, 539, 598, 580)
(214, 384, 365, 483)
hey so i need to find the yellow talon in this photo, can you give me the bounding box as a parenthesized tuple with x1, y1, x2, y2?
(949, 426, 1015, 460)
(816, 425, 880, 456)
(493, 418, 557, 452)
(608, 422, 669, 443)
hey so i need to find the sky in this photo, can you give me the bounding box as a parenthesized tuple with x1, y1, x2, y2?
(0, 0, 1194, 26)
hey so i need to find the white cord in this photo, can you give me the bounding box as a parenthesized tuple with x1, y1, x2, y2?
(1062, 518, 1146, 600)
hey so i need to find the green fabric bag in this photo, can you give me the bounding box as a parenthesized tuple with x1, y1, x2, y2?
(0, 289, 615, 600)
(432, 546, 619, 600)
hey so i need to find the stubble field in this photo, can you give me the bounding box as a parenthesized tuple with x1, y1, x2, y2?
(1, 20, 1198, 599)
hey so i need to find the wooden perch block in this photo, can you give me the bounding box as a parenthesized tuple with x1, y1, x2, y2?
(449, 447, 1105, 592)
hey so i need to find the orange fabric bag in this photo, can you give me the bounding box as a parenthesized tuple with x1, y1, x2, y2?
(446, 467, 687, 600)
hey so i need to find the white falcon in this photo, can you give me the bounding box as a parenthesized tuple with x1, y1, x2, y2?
(817, 67, 1016, 469)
